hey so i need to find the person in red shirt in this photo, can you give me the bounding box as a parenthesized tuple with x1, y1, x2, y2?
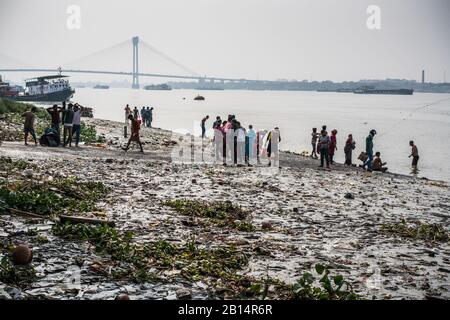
(122, 114, 144, 153)
(329, 129, 338, 164)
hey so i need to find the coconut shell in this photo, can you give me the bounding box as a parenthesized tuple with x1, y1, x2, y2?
(12, 244, 33, 265)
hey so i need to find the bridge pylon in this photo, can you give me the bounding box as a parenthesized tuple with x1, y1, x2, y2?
(132, 36, 139, 89)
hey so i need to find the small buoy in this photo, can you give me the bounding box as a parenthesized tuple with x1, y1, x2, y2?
(12, 244, 33, 265)
(115, 294, 130, 300)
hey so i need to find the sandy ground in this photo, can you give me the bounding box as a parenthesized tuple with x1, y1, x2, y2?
(0, 118, 449, 300)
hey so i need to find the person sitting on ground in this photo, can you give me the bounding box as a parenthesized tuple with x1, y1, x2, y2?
(372, 151, 388, 172)
(123, 114, 144, 153)
(22, 106, 37, 146)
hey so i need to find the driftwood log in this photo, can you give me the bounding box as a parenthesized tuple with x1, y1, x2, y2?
(7, 208, 46, 219)
(59, 215, 115, 227)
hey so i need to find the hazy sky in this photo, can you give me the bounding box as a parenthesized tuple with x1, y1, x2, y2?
(1, 0, 449, 83)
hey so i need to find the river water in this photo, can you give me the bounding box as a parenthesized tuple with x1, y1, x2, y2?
(73, 88, 450, 182)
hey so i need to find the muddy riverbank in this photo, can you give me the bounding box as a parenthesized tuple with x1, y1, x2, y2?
(1, 118, 449, 300)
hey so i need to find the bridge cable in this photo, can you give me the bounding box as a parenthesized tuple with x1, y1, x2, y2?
(140, 40, 199, 77)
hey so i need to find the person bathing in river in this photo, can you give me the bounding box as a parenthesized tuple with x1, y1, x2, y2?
(409, 140, 419, 172)
(201, 115, 209, 139)
(344, 134, 356, 165)
(329, 129, 338, 164)
(310, 128, 319, 159)
(22, 106, 37, 146)
(122, 114, 144, 153)
(372, 151, 388, 172)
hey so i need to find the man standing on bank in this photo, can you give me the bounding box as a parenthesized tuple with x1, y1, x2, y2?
(364, 129, 377, 172)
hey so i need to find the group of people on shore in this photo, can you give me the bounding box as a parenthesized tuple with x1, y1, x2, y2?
(21, 102, 420, 173)
(21, 102, 84, 147)
(202, 115, 281, 166)
(124, 104, 154, 128)
(311, 126, 420, 172)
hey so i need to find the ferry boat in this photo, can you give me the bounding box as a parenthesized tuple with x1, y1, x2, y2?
(353, 87, 413, 95)
(94, 84, 109, 89)
(6, 75, 75, 102)
(143, 84, 171, 90)
(0, 76, 22, 97)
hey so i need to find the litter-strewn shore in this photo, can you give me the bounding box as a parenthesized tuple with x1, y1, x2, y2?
(1, 117, 449, 300)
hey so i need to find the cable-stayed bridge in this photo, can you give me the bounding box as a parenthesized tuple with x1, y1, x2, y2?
(0, 36, 267, 89)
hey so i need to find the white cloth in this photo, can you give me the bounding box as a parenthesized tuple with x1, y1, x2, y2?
(73, 110, 81, 125)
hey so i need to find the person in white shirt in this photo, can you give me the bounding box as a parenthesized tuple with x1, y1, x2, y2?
(236, 122, 246, 165)
(72, 103, 83, 147)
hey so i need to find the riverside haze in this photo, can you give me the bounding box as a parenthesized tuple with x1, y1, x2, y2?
(69, 88, 450, 182)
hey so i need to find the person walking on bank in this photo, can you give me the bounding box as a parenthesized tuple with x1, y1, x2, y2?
(123, 114, 144, 153)
(364, 129, 377, 171)
(63, 103, 75, 147)
(318, 129, 331, 169)
(409, 140, 419, 172)
(344, 134, 356, 165)
(201, 115, 209, 139)
(310, 128, 319, 159)
(22, 106, 37, 146)
(329, 129, 338, 164)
